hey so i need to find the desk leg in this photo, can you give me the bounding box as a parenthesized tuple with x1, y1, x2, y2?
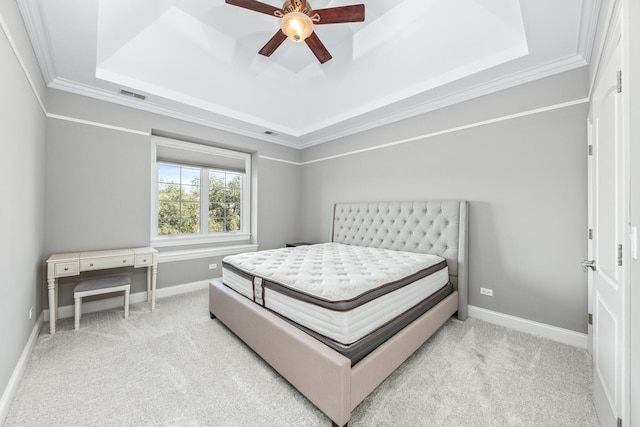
(151, 264, 158, 310)
(146, 267, 151, 303)
(48, 278, 57, 334)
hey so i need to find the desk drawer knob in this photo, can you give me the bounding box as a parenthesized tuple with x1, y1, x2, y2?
(64, 267, 69, 271)
(122, 259, 126, 263)
(90, 263, 94, 267)
(143, 259, 147, 262)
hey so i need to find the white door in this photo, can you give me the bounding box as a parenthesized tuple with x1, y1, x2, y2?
(588, 12, 627, 427)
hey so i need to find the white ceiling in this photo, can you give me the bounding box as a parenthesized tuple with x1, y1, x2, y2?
(18, 0, 598, 148)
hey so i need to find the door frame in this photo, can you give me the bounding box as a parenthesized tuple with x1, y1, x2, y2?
(622, 0, 640, 425)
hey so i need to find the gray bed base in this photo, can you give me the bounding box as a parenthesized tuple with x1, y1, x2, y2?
(209, 200, 469, 426)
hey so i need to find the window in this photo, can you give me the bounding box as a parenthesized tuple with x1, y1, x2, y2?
(152, 137, 251, 246)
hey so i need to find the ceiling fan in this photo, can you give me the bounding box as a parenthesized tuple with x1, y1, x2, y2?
(225, 0, 365, 64)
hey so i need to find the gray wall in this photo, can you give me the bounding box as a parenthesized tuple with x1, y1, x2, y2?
(44, 120, 151, 252)
(300, 69, 590, 334)
(0, 0, 46, 411)
(42, 65, 591, 336)
(43, 91, 302, 307)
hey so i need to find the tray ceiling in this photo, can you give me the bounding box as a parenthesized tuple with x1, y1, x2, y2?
(18, 0, 599, 148)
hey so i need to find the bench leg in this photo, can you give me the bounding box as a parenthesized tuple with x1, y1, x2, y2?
(124, 289, 130, 319)
(74, 297, 81, 330)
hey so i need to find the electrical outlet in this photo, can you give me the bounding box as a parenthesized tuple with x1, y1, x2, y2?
(29, 307, 34, 319)
(209, 263, 217, 270)
(480, 287, 493, 297)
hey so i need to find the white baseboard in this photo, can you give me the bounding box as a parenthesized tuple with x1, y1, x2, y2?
(0, 312, 43, 425)
(154, 279, 213, 299)
(43, 278, 216, 320)
(468, 305, 588, 349)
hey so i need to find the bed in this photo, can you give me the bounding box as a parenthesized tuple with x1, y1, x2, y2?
(209, 200, 468, 426)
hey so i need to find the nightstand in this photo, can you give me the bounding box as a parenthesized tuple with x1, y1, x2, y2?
(286, 242, 314, 247)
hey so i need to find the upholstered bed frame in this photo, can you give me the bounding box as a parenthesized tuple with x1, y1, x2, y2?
(209, 200, 468, 426)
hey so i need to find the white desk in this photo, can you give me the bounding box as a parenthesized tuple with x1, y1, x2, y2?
(46, 247, 158, 334)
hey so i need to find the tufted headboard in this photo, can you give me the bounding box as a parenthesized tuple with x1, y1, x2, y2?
(330, 200, 468, 319)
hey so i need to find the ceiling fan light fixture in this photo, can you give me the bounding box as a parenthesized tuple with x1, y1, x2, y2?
(225, 0, 364, 63)
(280, 11, 313, 42)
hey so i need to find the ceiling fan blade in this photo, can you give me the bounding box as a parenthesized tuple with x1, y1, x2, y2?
(225, 0, 283, 17)
(305, 32, 332, 64)
(259, 30, 288, 57)
(313, 5, 365, 24)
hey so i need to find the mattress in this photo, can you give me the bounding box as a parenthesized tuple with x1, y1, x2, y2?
(222, 243, 450, 348)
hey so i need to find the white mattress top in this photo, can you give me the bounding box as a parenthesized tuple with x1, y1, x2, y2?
(223, 243, 445, 302)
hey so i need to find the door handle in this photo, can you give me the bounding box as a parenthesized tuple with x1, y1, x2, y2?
(581, 259, 596, 272)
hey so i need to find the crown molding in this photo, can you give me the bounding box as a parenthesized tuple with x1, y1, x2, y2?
(295, 54, 590, 149)
(48, 77, 303, 149)
(15, 0, 55, 84)
(17, 0, 600, 150)
(48, 53, 588, 151)
(578, 0, 601, 64)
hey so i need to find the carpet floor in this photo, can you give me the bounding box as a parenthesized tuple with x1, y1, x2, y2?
(5, 289, 599, 426)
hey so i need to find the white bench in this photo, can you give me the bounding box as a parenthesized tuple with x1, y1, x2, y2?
(74, 274, 131, 330)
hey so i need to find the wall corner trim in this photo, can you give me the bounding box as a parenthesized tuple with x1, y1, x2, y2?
(301, 97, 590, 166)
(258, 155, 302, 166)
(0, 313, 43, 425)
(468, 305, 588, 349)
(47, 113, 150, 136)
(0, 9, 46, 115)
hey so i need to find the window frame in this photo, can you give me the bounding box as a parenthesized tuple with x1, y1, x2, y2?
(151, 137, 251, 247)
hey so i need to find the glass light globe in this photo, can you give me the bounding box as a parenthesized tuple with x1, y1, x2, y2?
(280, 11, 314, 42)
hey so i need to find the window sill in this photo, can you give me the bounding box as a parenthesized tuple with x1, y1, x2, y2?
(151, 232, 251, 248)
(156, 243, 258, 263)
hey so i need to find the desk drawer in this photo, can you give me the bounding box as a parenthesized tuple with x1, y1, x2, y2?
(135, 254, 153, 267)
(54, 262, 79, 277)
(80, 255, 134, 271)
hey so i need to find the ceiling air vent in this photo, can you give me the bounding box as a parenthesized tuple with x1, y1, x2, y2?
(119, 89, 146, 100)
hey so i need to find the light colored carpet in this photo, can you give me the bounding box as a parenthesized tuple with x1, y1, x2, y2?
(5, 289, 599, 426)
